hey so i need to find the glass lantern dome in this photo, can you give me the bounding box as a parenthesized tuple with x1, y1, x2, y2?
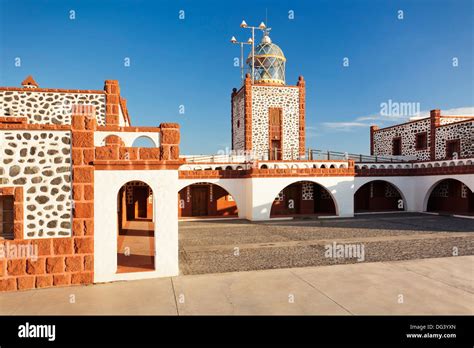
(246, 32, 286, 85)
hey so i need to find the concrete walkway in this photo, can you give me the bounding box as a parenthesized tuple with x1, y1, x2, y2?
(1, 256, 473, 315)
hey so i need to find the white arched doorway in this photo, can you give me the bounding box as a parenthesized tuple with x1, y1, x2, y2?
(117, 180, 155, 273)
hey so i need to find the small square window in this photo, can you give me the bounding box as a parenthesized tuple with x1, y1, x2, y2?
(392, 137, 402, 156)
(0, 195, 14, 238)
(415, 132, 427, 150)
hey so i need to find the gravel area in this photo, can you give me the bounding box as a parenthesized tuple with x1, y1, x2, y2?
(179, 213, 474, 275)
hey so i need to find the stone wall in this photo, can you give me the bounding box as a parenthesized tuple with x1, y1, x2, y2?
(435, 120, 473, 159)
(0, 90, 106, 126)
(231, 89, 245, 152)
(251, 86, 300, 160)
(0, 130, 73, 238)
(372, 119, 431, 160)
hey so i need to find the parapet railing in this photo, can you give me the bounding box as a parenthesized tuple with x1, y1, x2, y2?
(181, 149, 412, 164)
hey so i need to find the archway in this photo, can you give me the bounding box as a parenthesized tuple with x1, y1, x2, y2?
(131, 136, 156, 148)
(426, 179, 474, 215)
(270, 181, 336, 217)
(178, 183, 238, 219)
(354, 180, 405, 213)
(117, 181, 155, 273)
(102, 134, 125, 147)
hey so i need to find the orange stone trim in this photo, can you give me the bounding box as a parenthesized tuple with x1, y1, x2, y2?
(430, 109, 440, 161)
(97, 125, 161, 133)
(21, 75, 39, 87)
(94, 160, 184, 170)
(104, 80, 120, 125)
(0, 116, 28, 124)
(119, 97, 131, 125)
(297, 76, 306, 157)
(179, 164, 356, 179)
(0, 237, 95, 291)
(244, 74, 253, 151)
(0, 123, 70, 131)
(0, 87, 104, 94)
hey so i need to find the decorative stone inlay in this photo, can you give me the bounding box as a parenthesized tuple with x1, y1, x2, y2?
(302, 182, 313, 200)
(432, 181, 449, 198)
(0, 130, 72, 238)
(0, 90, 106, 125)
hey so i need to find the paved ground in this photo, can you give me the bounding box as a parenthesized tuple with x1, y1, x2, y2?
(1, 256, 472, 315)
(179, 213, 474, 275)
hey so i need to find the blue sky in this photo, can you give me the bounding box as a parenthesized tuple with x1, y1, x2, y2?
(0, 0, 472, 155)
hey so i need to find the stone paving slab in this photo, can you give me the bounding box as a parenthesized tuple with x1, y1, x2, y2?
(0, 256, 472, 315)
(172, 267, 349, 315)
(291, 257, 474, 315)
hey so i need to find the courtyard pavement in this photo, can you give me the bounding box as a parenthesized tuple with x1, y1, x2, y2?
(0, 256, 473, 315)
(179, 213, 474, 274)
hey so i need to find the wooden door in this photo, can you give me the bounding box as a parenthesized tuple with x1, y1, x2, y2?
(446, 139, 460, 159)
(192, 187, 209, 216)
(269, 108, 282, 160)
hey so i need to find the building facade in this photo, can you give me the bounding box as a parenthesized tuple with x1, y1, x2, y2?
(0, 32, 473, 293)
(231, 33, 305, 160)
(371, 109, 474, 161)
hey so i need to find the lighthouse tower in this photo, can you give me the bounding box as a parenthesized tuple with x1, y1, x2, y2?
(231, 31, 306, 160)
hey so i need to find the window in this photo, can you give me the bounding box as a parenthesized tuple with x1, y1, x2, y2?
(0, 195, 14, 238)
(446, 139, 461, 159)
(392, 137, 402, 156)
(415, 132, 427, 150)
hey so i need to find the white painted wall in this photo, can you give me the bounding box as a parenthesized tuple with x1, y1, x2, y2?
(353, 174, 474, 213)
(94, 171, 473, 283)
(247, 176, 355, 220)
(94, 131, 160, 148)
(94, 170, 179, 283)
(413, 174, 474, 212)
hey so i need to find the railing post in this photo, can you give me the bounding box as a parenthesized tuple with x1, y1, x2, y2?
(327, 151, 330, 160)
(360, 154, 362, 162)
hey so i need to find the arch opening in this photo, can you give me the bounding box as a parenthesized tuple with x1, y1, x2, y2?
(426, 179, 474, 215)
(117, 181, 155, 273)
(131, 136, 156, 148)
(102, 134, 125, 147)
(354, 180, 405, 213)
(270, 181, 336, 217)
(178, 183, 238, 219)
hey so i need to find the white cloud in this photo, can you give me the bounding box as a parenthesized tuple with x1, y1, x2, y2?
(439, 106, 474, 116)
